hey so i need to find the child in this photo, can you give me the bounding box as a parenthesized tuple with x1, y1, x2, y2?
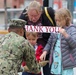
(40, 8, 76, 75)
(22, 32, 44, 75)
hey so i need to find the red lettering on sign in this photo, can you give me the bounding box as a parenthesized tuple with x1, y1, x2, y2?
(34, 26, 38, 32)
(29, 25, 33, 31)
(39, 26, 43, 32)
(46, 27, 49, 32)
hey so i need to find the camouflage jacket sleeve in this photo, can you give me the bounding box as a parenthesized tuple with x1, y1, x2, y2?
(22, 40, 41, 74)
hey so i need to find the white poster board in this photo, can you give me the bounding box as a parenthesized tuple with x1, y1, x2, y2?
(25, 25, 59, 33)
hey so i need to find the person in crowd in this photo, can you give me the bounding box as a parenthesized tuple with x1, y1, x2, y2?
(19, 1, 56, 75)
(22, 32, 42, 75)
(40, 8, 76, 75)
(0, 19, 41, 75)
(22, 32, 47, 75)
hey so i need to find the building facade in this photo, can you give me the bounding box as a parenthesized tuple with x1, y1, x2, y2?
(0, 0, 43, 29)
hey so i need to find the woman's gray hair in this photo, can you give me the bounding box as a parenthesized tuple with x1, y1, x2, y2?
(27, 1, 42, 13)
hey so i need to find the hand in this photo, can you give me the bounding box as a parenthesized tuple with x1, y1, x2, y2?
(59, 27, 66, 34)
(24, 66, 30, 72)
(59, 27, 69, 38)
(40, 51, 47, 61)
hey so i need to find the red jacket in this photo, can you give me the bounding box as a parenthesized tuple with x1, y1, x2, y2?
(35, 45, 43, 62)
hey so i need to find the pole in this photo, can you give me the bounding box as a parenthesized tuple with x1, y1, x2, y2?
(43, 0, 48, 7)
(67, 0, 74, 23)
(67, 0, 74, 16)
(4, 0, 8, 30)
